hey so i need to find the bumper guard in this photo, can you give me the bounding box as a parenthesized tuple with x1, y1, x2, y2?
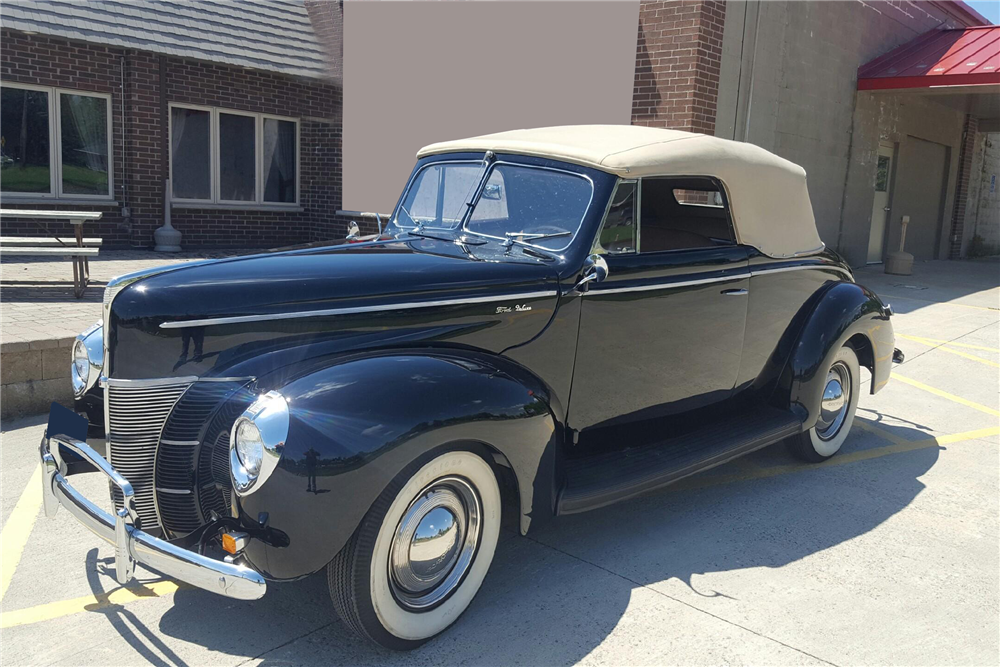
(40, 432, 266, 600)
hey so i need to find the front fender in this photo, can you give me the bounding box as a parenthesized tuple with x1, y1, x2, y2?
(237, 351, 558, 580)
(778, 281, 893, 428)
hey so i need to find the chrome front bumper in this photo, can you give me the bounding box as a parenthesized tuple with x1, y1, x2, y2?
(39, 432, 266, 601)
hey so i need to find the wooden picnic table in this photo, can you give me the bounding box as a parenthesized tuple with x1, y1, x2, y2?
(0, 209, 104, 297)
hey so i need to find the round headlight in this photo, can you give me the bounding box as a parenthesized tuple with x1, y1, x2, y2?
(235, 419, 264, 476)
(72, 339, 90, 397)
(71, 322, 103, 398)
(229, 390, 289, 495)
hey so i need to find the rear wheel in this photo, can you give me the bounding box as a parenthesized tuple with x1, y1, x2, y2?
(787, 345, 860, 462)
(328, 450, 501, 650)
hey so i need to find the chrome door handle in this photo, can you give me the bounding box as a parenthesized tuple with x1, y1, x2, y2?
(721, 288, 748, 296)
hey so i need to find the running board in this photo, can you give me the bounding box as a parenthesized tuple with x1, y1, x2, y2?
(557, 406, 803, 515)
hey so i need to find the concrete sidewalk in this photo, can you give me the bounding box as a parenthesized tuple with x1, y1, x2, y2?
(0, 250, 245, 418)
(0, 257, 997, 665)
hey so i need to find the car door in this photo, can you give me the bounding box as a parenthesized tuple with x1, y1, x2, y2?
(568, 176, 749, 433)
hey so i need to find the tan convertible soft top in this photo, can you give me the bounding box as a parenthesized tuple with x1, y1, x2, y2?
(418, 125, 823, 258)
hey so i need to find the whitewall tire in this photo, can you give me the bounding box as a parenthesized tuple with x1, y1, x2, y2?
(328, 450, 501, 649)
(788, 345, 861, 462)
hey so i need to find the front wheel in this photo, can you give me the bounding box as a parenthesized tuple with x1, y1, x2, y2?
(787, 345, 861, 462)
(328, 450, 501, 650)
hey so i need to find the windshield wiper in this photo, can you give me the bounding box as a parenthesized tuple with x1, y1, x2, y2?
(501, 230, 571, 249)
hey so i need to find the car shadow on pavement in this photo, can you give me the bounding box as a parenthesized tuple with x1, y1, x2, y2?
(123, 419, 939, 666)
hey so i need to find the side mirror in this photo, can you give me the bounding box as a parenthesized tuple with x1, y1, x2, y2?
(574, 254, 609, 292)
(346, 221, 361, 240)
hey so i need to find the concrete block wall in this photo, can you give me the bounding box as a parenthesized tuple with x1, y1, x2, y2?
(966, 133, 1000, 256)
(1, 338, 75, 420)
(713, 0, 979, 266)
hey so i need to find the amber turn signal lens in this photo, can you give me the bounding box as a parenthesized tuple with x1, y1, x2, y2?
(222, 533, 238, 555)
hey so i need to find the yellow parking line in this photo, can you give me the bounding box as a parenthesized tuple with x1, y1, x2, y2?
(893, 374, 1000, 417)
(0, 464, 42, 602)
(0, 579, 182, 629)
(896, 334, 999, 354)
(896, 334, 999, 368)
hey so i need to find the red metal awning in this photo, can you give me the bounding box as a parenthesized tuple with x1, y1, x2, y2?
(858, 25, 1000, 91)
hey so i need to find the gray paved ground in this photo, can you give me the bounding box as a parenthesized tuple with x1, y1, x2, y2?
(0, 258, 997, 666)
(1, 251, 244, 347)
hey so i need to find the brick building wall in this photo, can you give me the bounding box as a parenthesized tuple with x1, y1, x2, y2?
(0, 28, 343, 249)
(0, 30, 130, 245)
(631, 0, 725, 135)
(948, 114, 979, 259)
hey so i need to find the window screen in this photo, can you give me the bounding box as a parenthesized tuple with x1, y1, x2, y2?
(171, 107, 211, 200)
(263, 118, 296, 203)
(60, 93, 109, 196)
(639, 177, 734, 252)
(219, 113, 256, 201)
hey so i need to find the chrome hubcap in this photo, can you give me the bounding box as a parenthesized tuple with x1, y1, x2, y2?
(389, 477, 481, 610)
(816, 361, 851, 440)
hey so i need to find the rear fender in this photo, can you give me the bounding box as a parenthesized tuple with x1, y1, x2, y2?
(237, 351, 558, 580)
(772, 282, 893, 428)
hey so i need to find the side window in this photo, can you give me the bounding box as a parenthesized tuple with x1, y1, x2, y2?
(639, 177, 735, 253)
(594, 180, 636, 254)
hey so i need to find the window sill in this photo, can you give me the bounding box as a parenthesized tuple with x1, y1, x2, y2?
(0, 197, 119, 206)
(171, 202, 304, 212)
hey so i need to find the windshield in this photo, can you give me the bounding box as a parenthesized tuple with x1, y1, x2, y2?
(393, 160, 594, 251)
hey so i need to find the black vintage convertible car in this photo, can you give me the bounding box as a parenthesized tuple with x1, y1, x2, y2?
(42, 125, 898, 649)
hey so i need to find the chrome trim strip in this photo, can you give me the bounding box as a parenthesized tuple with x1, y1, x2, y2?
(160, 439, 199, 447)
(158, 291, 560, 329)
(584, 272, 748, 296)
(103, 376, 250, 386)
(750, 263, 852, 280)
(40, 433, 265, 600)
(156, 488, 191, 495)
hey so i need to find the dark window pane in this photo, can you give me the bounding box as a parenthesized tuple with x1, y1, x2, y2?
(60, 93, 109, 196)
(219, 113, 255, 201)
(640, 178, 734, 252)
(875, 155, 890, 192)
(263, 118, 295, 203)
(597, 181, 636, 254)
(171, 107, 210, 200)
(0, 87, 51, 193)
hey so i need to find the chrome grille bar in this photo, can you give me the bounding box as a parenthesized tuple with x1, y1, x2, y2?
(106, 377, 196, 531)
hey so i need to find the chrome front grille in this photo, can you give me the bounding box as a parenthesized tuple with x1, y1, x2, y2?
(107, 378, 195, 532)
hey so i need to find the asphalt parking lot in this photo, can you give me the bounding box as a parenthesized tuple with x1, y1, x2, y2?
(1, 259, 997, 666)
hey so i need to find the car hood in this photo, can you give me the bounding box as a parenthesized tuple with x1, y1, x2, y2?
(107, 237, 563, 379)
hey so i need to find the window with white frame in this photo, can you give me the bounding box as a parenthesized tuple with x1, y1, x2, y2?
(0, 84, 112, 198)
(169, 104, 298, 206)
